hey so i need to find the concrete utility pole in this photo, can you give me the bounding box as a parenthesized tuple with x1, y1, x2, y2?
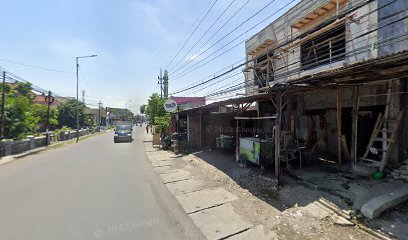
(45, 91, 55, 146)
(1, 71, 5, 140)
(75, 55, 97, 143)
(158, 68, 163, 98)
(82, 90, 85, 103)
(163, 70, 169, 98)
(98, 100, 102, 126)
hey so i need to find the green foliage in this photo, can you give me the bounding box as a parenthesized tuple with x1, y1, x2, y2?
(140, 104, 146, 115)
(30, 104, 59, 128)
(4, 97, 36, 139)
(146, 93, 166, 125)
(14, 82, 33, 96)
(154, 114, 171, 134)
(1, 82, 42, 139)
(57, 99, 93, 128)
(0, 82, 62, 139)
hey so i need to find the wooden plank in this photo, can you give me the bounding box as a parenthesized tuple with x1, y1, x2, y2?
(337, 89, 342, 164)
(351, 86, 358, 163)
(284, 18, 346, 51)
(341, 135, 350, 162)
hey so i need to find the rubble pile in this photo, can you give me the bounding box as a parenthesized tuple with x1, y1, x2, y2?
(390, 160, 408, 181)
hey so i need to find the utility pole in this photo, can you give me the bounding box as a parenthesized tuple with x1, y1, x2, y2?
(75, 54, 97, 143)
(1, 71, 6, 140)
(76, 57, 80, 142)
(158, 68, 163, 99)
(163, 70, 169, 98)
(45, 91, 54, 145)
(98, 100, 102, 126)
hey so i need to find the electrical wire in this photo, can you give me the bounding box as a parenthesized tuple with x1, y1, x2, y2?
(169, 0, 296, 77)
(170, 0, 297, 80)
(170, 0, 251, 83)
(165, 0, 219, 70)
(169, 0, 238, 73)
(0, 58, 74, 74)
(170, 0, 390, 95)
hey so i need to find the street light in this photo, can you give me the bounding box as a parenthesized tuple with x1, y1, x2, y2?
(76, 55, 97, 143)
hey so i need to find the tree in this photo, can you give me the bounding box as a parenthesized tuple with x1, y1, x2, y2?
(30, 104, 59, 131)
(4, 97, 36, 139)
(155, 114, 171, 134)
(146, 94, 166, 125)
(2, 82, 38, 139)
(140, 104, 146, 115)
(57, 99, 92, 128)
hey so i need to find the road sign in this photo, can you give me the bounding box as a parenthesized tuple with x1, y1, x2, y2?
(163, 99, 177, 113)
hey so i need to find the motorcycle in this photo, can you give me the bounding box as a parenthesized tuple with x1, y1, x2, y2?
(160, 133, 172, 150)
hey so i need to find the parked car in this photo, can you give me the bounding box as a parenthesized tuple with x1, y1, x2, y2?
(114, 125, 133, 143)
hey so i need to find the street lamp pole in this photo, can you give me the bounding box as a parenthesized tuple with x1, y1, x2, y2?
(76, 55, 97, 143)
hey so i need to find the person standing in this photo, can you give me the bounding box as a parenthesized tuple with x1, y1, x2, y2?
(146, 125, 149, 133)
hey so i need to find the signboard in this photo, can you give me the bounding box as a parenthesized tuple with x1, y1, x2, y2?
(163, 99, 177, 113)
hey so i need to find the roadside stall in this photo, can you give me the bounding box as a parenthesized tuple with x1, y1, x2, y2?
(235, 116, 276, 168)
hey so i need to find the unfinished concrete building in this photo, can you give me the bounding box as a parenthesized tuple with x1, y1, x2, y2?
(243, 0, 408, 175)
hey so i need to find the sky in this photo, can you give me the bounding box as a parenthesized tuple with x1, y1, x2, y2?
(0, 0, 299, 114)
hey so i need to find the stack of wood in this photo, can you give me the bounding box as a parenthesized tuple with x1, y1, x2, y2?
(390, 159, 408, 181)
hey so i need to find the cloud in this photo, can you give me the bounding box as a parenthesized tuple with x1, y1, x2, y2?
(129, 1, 167, 36)
(48, 38, 97, 57)
(188, 54, 200, 61)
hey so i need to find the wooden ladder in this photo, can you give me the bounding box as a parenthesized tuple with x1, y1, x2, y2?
(360, 109, 404, 171)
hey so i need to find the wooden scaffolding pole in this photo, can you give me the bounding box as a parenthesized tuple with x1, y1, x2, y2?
(274, 92, 282, 180)
(199, 110, 202, 148)
(337, 88, 342, 164)
(350, 86, 359, 162)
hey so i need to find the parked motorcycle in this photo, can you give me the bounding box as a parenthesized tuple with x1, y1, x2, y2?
(160, 133, 172, 150)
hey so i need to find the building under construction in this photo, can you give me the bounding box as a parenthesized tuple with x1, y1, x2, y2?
(176, 0, 408, 179)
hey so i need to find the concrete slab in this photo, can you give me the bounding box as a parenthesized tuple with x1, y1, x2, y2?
(176, 188, 238, 213)
(166, 179, 204, 195)
(154, 166, 180, 174)
(301, 200, 333, 220)
(151, 160, 173, 167)
(227, 225, 278, 240)
(150, 158, 171, 162)
(159, 170, 191, 183)
(189, 203, 253, 240)
(361, 188, 408, 219)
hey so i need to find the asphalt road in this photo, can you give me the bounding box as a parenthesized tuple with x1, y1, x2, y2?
(0, 126, 204, 240)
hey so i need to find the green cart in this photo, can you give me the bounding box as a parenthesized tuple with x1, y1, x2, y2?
(239, 137, 274, 167)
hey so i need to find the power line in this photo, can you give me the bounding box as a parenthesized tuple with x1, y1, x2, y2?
(165, 0, 219, 70)
(169, 0, 237, 73)
(171, 0, 298, 80)
(171, 0, 250, 84)
(172, 58, 244, 94)
(170, 0, 395, 96)
(0, 58, 74, 74)
(170, 62, 246, 95)
(169, 0, 283, 76)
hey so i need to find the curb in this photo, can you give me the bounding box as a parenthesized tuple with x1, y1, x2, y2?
(0, 131, 108, 166)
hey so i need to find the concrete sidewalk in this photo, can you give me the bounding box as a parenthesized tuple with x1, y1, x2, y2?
(143, 132, 391, 240)
(144, 134, 267, 240)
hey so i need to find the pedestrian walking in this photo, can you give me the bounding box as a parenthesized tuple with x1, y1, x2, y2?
(146, 125, 149, 133)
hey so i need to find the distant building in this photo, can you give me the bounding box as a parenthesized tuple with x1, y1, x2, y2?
(170, 96, 205, 110)
(86, 107, 107, 126)
(32, 94, 66, 107)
